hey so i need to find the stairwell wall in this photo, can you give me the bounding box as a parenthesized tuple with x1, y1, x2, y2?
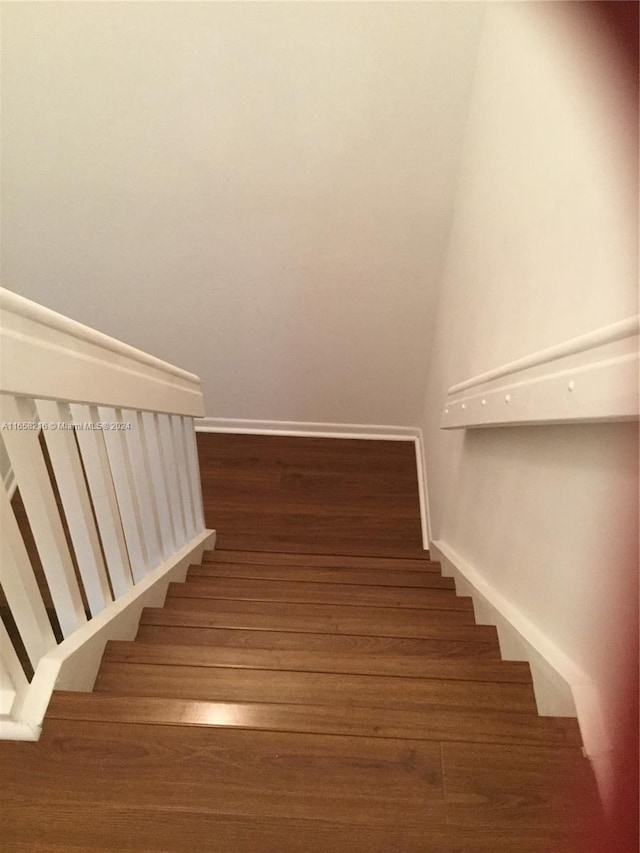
(420, 2, 638, 781)
(1, 1, 482, 428)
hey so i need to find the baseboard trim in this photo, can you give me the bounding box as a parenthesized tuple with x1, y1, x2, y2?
(431, 540, 610, 762)
(195, 417, 419, 442)
(413, 430, 432, 550)
(195, 418, 432, 551)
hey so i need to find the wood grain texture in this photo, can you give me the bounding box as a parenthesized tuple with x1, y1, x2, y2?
(441, 741, 601, 831)
(140, 603, 501, 642)
(1, 720, 445, 826)
(135, 624, 503, 658)
(3, 803, 586, 853)
(162, 596, 479, 631)
(168, 576, 473, 611)
(206, 549, 438, 570)
(47, 693, 582, 748)
(94, 661, 538, 713)
(190, 561, 455, 587)
(0, 720, 594, 845)
(103, 640, 531, 682)
(197, 433, 424, 553)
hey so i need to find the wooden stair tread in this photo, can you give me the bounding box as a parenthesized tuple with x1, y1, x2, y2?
(189, 562, 455, 588)
(163, 596, 477, 629)
(104, 640, 530, 682)
(48, 692, 582, 748)
(94, 661, 538, 713)
(209, 543, 431, 560)
(141, 605, 499, 642)
(12, 718, 592, 834)
(135, 624, 502, 658)
(171, 577, 472, 611)
(205, 549, 438, 571)
(1, 718, 446, 826)
(4, 809, 586, 853)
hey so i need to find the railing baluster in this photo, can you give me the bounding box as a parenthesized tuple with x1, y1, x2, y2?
(70, 404, 133, 599)
(98, 406, 148, 582)
(0, 484, 57, 667)
(141, 411, 175, 557)
(36, 400, 112, 616)
(0, 395, 86, 637)
(157, 413, 187, 545)
(182, 417, 205, 532)
(0, 622, 29, 716)
(172, 414, 196, 538)
(0, 289, 210, 741)
(122, 409, 162, 569)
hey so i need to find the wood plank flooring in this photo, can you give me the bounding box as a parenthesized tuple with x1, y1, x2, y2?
(0, 434, 601, 851)
(196, 433, 424, 553)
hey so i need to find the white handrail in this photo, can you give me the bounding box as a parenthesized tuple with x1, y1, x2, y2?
(448, 315, 639, 395)
(0, 288, 199, 384)
(0, 287, 204, 416)
(0, 290, 214, 740)
(442, 315, 639, 429)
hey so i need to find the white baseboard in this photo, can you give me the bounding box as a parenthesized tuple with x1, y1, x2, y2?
(431, 540, 611, 761)
(413, 430, 432, 550)
(195, 417, 419, 442)
(195, 417, 432, 551)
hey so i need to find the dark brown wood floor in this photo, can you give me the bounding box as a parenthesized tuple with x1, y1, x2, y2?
(0, 434, 601, 852)
(197, 432, 425, 555)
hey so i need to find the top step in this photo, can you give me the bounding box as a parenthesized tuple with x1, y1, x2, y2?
(205, 550, 440, 572)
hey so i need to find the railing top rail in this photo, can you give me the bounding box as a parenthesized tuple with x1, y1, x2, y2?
(0, 288, 199, 385)
(0, 288, 204, 416)
(447, 315, 639, 397)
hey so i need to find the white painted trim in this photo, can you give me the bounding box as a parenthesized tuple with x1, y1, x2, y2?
(0, 288, 199, 384)
(0, 719, 40, 742)
(413, 430, 432, 550)
(449, 316, 639, 394)
(442, 316, 639, 429)
(0, 288, 204, 416)
(195, 417, 419, 442)
(3, 467, 16, 500)
(431, 540, 612, 768)
(5, 529, 216, 741)
(36, 399, 113, 617)
(1, 394, 88, 638)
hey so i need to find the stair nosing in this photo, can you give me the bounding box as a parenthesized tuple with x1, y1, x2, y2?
(140, 610, 498, 642)
(102, 641, 531, 683)
(47, 692, 582, 748)
(188, 571, 454, 589)
(166, 592, 474, 613)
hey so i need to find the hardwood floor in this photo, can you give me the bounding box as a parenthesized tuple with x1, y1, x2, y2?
(196, 432, 424, 554)
(0, 434, 601, 851)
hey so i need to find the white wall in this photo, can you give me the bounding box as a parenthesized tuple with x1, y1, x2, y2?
(1, 1, 482, 426)
(422, 1, 638, 767)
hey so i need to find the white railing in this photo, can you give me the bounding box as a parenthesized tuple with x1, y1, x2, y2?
(0, 288, 215, 739)
(441, 316, 640, 429)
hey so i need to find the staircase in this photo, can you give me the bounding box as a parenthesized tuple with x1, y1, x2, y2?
(0, 414, 602, 852)
(7, 545, 594, 852)
(0, 293, 601, 853)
